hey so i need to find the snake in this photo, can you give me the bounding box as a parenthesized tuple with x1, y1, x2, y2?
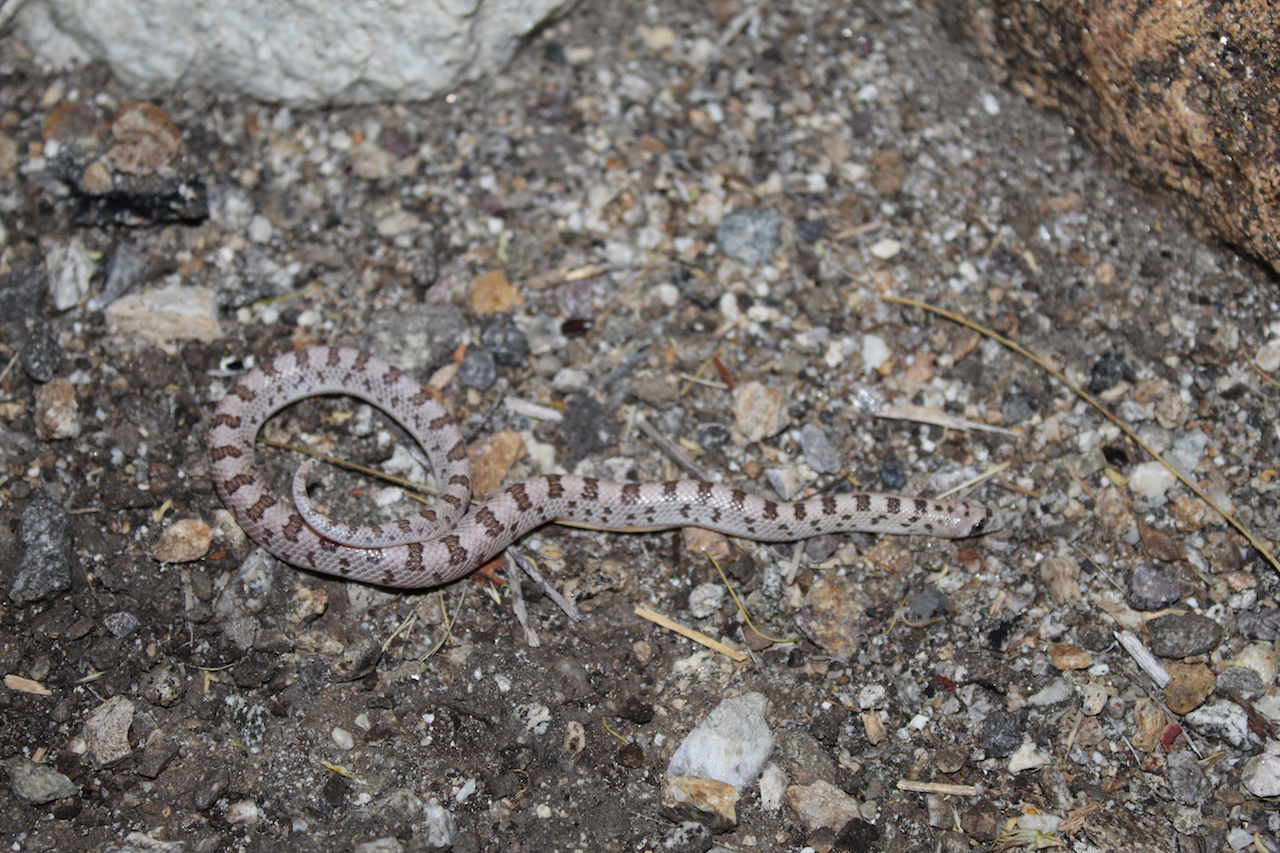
(207, 346, 1000, 589)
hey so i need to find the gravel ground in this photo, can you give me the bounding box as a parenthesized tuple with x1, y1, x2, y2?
(2, 1, 1278, 852)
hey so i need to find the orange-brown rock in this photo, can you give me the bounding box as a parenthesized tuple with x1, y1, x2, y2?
(942, 1, 1280, 274)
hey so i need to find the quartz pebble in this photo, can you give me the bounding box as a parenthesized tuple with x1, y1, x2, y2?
(732, 381, 790, 443)
(667, 693, 774, 793)
(786, 780, 861, 832)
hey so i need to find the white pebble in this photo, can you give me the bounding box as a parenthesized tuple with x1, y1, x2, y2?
(1007, 741, 1051, 773)
(1128, 462, 1177, 502)
(247, 214, 274, 243)
(869, 238, 901, 259)
(688, 582, 725, 619)
(225, 799, 264, 826)
(862, 334, 891, 372)
(332, 727, 355, 750)
(667, 693, 773, 793)
(654, 282, 681, 307)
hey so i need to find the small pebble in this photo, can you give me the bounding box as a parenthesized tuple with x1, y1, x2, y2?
(799, 422, 842, 474)
(1166, 431, 1209, 477)
(795, 218, 825, 244)
(1047, 643, 1092, 671)
(733, 381, 790, 443)
(1161, 663, 1215, 714)
(151, 518, 213, 563)
(999, 389, 1036, 426)
(1184, 700, 1248, 747)
(84, 695, 136, 767)
(458, 346, 497, 390)
(23, 322, 60, 381)
(10, 496, 73, 605)
(559, 394, 618, 461)
(662, 776, 739, 832)
(47, 238, 96, 311)
(1080, 683, 1109, 716)
(978, 712, 1021, 758)
(1127, 564, 1181, 611)
(786, 780, 861, 833)
(470, 269, 523, 314)
(1146, 613, 1224, 658)
(1007, 742, 1051, 773)
(225, 799, 264, 827)
(688, 582, 725, 619)
(1128, 462, 1178, 502)
(480, 312, 531, 366)
(861, 334, 890, 372)
(103, 282, 222, 344)
(34, 378, 81, 440)
(332, 727, 355, 750)
(904, 585, 947, 622)
(693, 422, 731, 450)
(716, 207, 783, 268)
(878, 459, 907, 491)
(1086, 355, 1134, 393)
(1166, 749, 1211, 806)
(1216, 666, 1265, 701)
(869, 238, 901, 259)
(3, 757, 79, 804)
(1242, 752, 1280, 798)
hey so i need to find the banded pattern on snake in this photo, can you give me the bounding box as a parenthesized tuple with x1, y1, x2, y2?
(208, 346, 999, 589)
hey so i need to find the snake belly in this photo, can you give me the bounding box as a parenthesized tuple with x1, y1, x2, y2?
(207, 346, 999, 589)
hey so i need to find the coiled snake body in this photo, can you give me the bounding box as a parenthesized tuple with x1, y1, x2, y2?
(208, 346, 998, 588)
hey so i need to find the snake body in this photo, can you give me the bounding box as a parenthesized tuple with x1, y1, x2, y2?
(207, 346, 999, 589)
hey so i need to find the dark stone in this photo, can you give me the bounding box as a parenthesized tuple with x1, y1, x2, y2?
(904, 584, 948, 622)
(620, 696, 655, 724)
(458, 346, 497, 390)
(1165, 749, 1211, 807)
(693, 422, 731, 450)
(960, 801, 1001, 841)
(332, 636, 383, 682)
(192, 765, 229, 811)
(135, 734, 180, 779)
(322, 773, 350, 808)
(0, 265, 48, 317)
(978, 711, 1021, 758)
(480, 312, 530, 366)
(834, 817, 881, 852)
(71, 172, 209, 226)
(878, 459, 907, 491)
(99, 242, 148, 306)
(22, 320, 60, 382)
(1127, 564, 1181, 611)
(10, 495, 73, 605)
(1146, 613, 1224, 658)
(1217, 666, 1264, 701)
(1087, 355, 1135, 394)
(615, 742, 645, 768)
(999, 389, 1036, 426)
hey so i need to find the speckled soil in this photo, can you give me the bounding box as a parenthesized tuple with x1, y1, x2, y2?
(1, 1, 1278, 852)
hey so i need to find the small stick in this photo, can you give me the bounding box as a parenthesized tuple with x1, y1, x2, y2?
(896, 780, 981, 796)
(633, 606, 747, 662)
